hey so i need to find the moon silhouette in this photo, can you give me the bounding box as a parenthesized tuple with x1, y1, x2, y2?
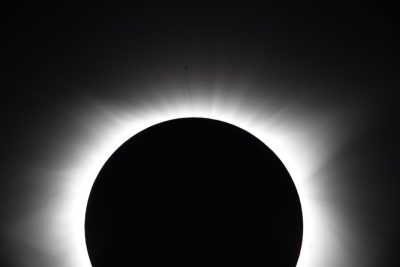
(85, 118, 303, 267)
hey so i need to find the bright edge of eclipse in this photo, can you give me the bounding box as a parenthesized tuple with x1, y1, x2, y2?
(18, 90, 352, 267)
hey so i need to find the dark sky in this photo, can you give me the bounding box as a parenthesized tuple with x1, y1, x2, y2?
(1, 2, 399, 267)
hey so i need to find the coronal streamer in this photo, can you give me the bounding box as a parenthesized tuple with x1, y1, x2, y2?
(13, 82, 353, 267)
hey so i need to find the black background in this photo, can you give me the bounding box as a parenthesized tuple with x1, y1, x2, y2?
(1, 2, 400, 267)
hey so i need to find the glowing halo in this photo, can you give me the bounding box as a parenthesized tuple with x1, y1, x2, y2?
(11, 86, 352, 267)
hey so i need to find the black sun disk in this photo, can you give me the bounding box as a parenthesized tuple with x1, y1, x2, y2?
(85, 118, 303, 267)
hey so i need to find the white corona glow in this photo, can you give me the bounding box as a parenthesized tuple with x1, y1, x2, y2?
(13, 85, 352, 267)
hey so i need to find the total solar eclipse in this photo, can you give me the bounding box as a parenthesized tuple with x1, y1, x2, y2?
(85, 118, 303, 267)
